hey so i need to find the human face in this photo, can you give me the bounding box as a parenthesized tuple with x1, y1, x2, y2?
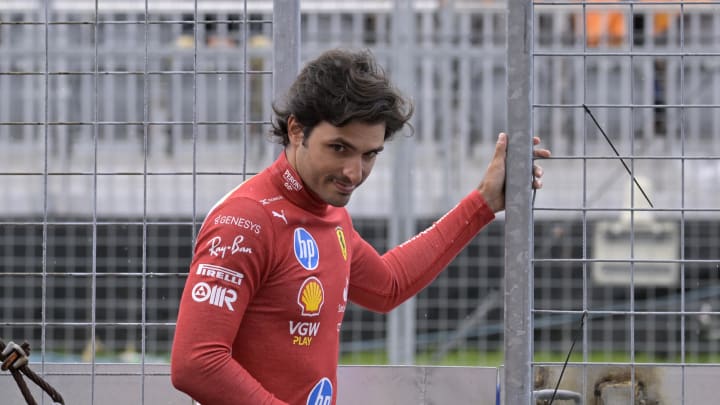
(287, 119, 385, 207)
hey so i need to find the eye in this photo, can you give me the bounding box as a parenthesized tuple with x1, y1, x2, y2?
(364, 150, 379, 159)
(330, 144, 346, 153)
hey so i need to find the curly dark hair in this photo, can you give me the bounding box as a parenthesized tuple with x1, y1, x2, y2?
(271, 48, 413, 146)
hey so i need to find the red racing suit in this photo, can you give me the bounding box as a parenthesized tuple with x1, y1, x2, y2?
(171, 152, 495, 405)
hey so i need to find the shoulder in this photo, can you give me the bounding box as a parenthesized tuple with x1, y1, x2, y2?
(202, 195, 274, 237)
(201, 173, 281, 231)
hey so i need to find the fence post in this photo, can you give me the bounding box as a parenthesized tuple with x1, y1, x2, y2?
(504, 0, 534, 404)
(272, 0, 301, 103)
(387, 0, 417, 365)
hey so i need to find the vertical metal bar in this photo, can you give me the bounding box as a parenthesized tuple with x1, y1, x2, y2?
(679, 4, 687, 403)
(715, 10, 720, 156)
(41, 0, 50, 385)
(504, 0, 533, 403)
(142, 0, 150, 402)
(272, 0, 300, 110)
(0, 12, 8, 137)
(192, 0, 199, 241)
(271, 0, 300, 165)
(242, 1, 249, 180)
(628, 3, 637, 403)
(91, 0, 99, 403)
(387, 0, 415, 366)
(580, 4, 589, 400)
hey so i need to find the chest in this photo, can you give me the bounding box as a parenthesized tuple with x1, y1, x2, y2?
(253, 204, 352, 322)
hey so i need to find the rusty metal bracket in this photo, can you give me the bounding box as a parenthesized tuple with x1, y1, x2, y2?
(0, 339, 65, 405)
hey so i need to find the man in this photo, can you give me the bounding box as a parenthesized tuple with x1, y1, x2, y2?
(171, 48, 550, 405)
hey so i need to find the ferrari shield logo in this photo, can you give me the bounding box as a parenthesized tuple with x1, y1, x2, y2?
(336, 226, 347, 261)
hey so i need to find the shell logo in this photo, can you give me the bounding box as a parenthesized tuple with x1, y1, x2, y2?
(297, 276, 324, 317)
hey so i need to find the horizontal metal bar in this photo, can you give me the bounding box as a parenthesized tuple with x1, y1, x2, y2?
(535, 103, 720, 109)
(533, 361, 720, 367)
(535, 0, 720, 6)
(534, 310, 720, 316)
(0, 50, 275, 58)
(3, 155, 717, 164)
(534, 207, 720, 212)
(0, 120, 271, 125)
(0, 19, 273, 25)
(1, 47, 505, 58)
(533, 258, 720, 264)
(0, 172, 257, 176)
(0, 0, 507, 13)
(525, 155, 720, 160)
(535, 51, 720, 57)
(20, 370, 174, 376)
(0, 221, 200, 226)
(0, 321, 177, 326)
(0, 272, 187, 277)
(0, 70, 273, 76)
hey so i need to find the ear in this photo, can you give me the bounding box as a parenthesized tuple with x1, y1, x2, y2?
(287, 115, 304, 146)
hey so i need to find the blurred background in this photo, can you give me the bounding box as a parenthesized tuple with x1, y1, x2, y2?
(1, 0, 719, 373)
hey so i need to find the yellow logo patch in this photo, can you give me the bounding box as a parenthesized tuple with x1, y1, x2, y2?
(298, 277, 324, 316)
(336, 226, 347, 261)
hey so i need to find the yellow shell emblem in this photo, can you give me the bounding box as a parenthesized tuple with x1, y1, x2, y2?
(336, 226, 347, 261)
(298, 277, 324, 316)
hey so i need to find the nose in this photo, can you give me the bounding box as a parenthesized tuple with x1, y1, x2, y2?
(342, 156, 363, 185)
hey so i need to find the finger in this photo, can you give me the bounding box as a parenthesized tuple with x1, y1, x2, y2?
(496, 132, 507, 148)
(493, 132, 508, 159)
(533, 164, 544, 179)
(533, 148, 551, 158)
(533, 136, 541, 145)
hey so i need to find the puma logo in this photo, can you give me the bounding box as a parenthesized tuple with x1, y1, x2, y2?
(272, 210, 288, 224)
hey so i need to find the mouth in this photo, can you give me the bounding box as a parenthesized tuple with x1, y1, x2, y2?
(332, 179, 356, 195)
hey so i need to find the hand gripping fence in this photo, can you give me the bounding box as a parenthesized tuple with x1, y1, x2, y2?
(0, 340, 65, 405)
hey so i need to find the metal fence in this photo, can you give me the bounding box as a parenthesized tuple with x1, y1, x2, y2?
(1, 0, 720, 403)
(523, 1, 720, 404)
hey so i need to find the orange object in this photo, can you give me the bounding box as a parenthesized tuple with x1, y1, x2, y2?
(582, 0, 679, 47)
(585, 4, 627, 47)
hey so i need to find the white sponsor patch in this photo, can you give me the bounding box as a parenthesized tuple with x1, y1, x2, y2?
(213, 215, 261, 234)
(283, 169, 303, 191)
(196, 263, 244, 287)
(259, 195, 284, 205)
(289, 321, 320, 337)
(207, 235, 253, 258)
(290, 321, 320, 346)
(191, 282, 237, 311)
(272, 210, 288, 224)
